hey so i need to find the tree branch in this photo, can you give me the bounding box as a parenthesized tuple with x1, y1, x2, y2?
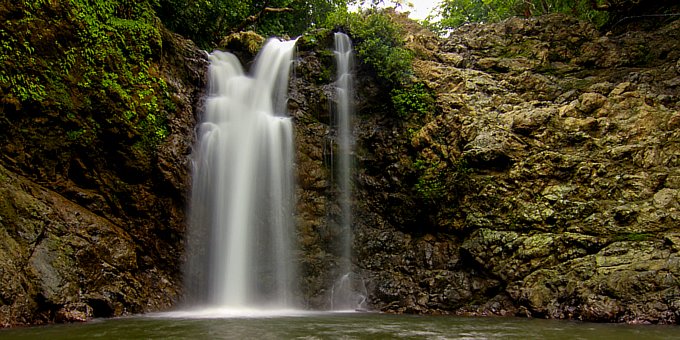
(591, 0, 611, 11)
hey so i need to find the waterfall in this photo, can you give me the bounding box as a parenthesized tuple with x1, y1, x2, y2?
(330, 32, 366, 311)
(336, 32, 353, 281)
(185, 38, 298, 310)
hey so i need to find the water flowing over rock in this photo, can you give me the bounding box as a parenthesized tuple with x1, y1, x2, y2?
(328, 33, 368, 311)
(2, 5, 680, 326)
(185, 39, 297, 309)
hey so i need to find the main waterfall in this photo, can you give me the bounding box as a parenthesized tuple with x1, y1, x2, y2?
(185, 38, 298, 310)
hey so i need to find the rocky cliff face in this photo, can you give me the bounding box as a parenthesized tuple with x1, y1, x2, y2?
(0, 2, 207, 324)
(2, 5, 679, 326)
(341, 14, 680, 323)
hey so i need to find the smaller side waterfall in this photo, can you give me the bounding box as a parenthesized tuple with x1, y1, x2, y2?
(330, 32, 366, 311)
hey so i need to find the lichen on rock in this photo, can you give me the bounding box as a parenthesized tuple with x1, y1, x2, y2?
(342, 14, 680, 323)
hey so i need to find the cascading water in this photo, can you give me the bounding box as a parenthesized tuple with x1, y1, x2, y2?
(330, 32, 366, 311)
(185, 38, 298, 310)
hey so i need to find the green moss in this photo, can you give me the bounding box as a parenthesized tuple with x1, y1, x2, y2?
(414, 158, 445, 201)
(413, 156, 472, 204)
(0, 0, 171, 154)
(298, 28, 331, 50)
(391, 82, 435, 118)
(614, 233, 653, 242)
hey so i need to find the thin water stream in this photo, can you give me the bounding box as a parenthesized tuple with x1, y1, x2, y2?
(1, 313, 676, 339)
(330, 32, 366, 311)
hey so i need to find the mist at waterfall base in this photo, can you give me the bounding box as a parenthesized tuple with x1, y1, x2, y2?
(183, 38, 298, 314)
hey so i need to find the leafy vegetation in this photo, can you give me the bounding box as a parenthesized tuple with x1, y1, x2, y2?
(155, 0, 348, 49)
(413, 157, 471, 203)
(0, 0, 171, 152)
(614, 232, 653, 242)
(391, 82, 435, 118)
(432, 0, 609, 30)
(413, 157, 448, 202)
(325, 8, 413, 87)
(324, 8, 433, 120)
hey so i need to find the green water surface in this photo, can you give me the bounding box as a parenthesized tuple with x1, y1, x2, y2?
(1, 312, 677, 339)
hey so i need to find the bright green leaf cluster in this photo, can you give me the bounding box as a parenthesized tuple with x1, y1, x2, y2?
(0, 0, 171, 151)
(325, 8, 414, 87)
(391, 82, 435, 118)
(413, 157, 447, 202)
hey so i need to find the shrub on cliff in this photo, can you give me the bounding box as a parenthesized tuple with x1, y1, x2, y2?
(0, 0, 171, 174)
(325, 8, 414, 87)
(391, 82, 435, 118)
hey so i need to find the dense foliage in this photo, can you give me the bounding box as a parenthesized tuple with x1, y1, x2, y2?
(432, 0, 609, 30)
(0, 0, 171, 155)
(155, 0, 348, 49)
(325, 8, 413, 87)
(391, 82, 435, 118)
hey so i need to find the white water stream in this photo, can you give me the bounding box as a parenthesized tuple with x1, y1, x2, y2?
(330, 32, 366, 311)
(185, 38, 298, 310)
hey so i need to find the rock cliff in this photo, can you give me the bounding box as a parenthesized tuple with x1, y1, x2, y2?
(1, 3, 679, 326)
(0, 2, 207, 325)
(284, 13, 680, 324)
(340, 14, 680, 323)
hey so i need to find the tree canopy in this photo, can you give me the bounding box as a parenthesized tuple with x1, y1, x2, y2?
(155, 0, 349, 48)
(431, 0, 610, 30)
(430, 0, 680, 32)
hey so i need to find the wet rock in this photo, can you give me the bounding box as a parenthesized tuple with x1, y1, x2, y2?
(516, 241, 680, 323)
(340, 13, 680, 323)
(218, 31, 266, 61)
(0, 24, 204, 326)
(463, 129, 524, 170)
(579, 92, 607, 114)
(510, 107, 554, 135)
(55, 303, 93, 323)
(0, 164, 149, 325)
